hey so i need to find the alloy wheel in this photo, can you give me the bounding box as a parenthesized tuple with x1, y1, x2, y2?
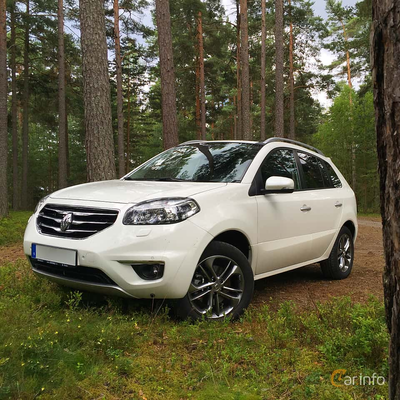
(337, 233, 352, 272)
(188, 255, 245, 319)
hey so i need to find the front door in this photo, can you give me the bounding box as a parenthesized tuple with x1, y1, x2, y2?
(255, 148, 314, 275)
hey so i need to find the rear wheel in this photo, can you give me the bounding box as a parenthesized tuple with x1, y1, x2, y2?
(174, 241, 254, 320)
(320, 226, 354, 280)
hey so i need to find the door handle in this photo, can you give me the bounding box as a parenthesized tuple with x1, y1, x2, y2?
(335, 202, 343, 208)
(300, 205, 311, 212)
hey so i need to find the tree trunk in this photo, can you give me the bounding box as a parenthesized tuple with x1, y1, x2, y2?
(155, 0, 179, 149)
(58, 0, 68, 189)
(372, 2, 400, 398)
(274, 0, 284, 138)
(195, 55, 201, 139)
(0, 0, 7, 217)
(11, 3, 20, 210)
(260, 0, 266, 141)
(197, 11, 206, 140)
(288, 0, 295, 140)
(236, 0, 241, 139)
(79, 0, 116, 182)
(114, 0, 124, 177)
(240, 0, 251, 141)
(21, 0, 30, 209)
(126, 79, 131, 172)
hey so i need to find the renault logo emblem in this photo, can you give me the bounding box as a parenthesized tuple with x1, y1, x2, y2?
(60, 213, 73, 232)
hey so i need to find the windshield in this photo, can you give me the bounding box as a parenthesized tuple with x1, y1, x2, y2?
(125, 142, 261, 183)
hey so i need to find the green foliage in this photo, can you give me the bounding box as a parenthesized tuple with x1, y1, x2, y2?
(313, 85, 378, 212)
(0, 259, 389, 399)
(0, 211, 32, 246)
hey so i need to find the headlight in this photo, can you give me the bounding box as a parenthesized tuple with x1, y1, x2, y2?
(123, 198, 200, 225)
(34, 195, 50, 213)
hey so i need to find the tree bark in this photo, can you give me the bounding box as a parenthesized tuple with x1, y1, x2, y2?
(372, 2, 400, 398)
(114, 0, 124, 177)
(11, 3, 20, 210)
(240, 0, 251, 141)
(288, 0, 295, 140)
(21, 0, 29, 209)
(0, 0, 7, 217)
(58, 0, 68, 189)
(274, 0, 284, 138)
(195, 54, 201, 139)
(79, 0, 116, 182)
(126, 78, 131, 172)
(260, 0, 266, 141)
(197, 11, 206, 140)
(155, 0, 179, 149)
(236, 0, 241, 139)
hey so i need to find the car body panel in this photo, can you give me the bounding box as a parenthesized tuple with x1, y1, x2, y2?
(24, 140, 358, 300)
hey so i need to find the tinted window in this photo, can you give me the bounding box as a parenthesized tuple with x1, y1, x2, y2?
(297, 152, 325, 189)
(125, 142, 261, 183)
(260, 149, 300, 189)
(323, 160, 342, 188)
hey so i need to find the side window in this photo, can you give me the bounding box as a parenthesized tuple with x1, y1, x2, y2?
(297, 152, 325, 189)
(260, 149, 300, 189)
(323, 160, 342, 188)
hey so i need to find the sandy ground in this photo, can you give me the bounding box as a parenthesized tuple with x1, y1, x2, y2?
(0, 218, 385, 308)
(253, 217, 384, 309)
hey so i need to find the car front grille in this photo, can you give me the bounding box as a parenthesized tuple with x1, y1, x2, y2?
(37, 204, 119, 239)
(30, 257, 117, 286)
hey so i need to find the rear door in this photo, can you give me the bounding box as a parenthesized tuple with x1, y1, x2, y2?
(296, 151, 344, 259)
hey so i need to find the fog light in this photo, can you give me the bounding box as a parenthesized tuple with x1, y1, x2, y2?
(132, 263, 164, 280)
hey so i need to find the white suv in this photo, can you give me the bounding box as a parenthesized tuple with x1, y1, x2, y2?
(24, 138, 357, 320)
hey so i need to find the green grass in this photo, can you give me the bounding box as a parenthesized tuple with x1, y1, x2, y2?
(358, 212, 381, 219)
(0, 260, 389, 400)
(0, 211, 32, 247)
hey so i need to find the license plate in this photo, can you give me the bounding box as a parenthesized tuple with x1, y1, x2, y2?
(31, 244, 77, 267)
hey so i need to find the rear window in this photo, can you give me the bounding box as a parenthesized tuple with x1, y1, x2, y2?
(323, 160, 342, 188)
(297, 152, 325, 189)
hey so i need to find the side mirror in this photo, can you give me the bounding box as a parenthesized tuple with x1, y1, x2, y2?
(264, 176, 294, 194)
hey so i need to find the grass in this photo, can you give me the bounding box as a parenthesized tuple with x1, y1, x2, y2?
(0, 211, 32, 247)
(0, 260, 389, 400)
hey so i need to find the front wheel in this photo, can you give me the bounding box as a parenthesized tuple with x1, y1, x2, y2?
(320, 226, 354, 280)
(174, 241, 254, 320)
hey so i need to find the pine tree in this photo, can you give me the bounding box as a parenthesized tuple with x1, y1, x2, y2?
(240, 0, 251, 140)
(0, 0, 7, 217)
(372, 1, 400, 397)
(80, 0, 116, 181)
(10, 1, 19, 209)
(274, 0, 284, 137)
(21, 0, 30, 209)
(114, 0, 124, 177)
(155, 0, 179, 149)
(58, 0, 68, 188)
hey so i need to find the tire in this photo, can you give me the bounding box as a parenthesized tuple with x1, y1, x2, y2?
(174, 241, 254, 320)
(320, 226, 354, 280)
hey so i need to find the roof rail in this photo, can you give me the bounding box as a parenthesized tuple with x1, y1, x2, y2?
(263, 137, 324, 156)
(179, 140, 206, 145)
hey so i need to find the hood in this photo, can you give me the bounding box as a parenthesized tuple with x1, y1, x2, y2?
(49, 180, 227, 205)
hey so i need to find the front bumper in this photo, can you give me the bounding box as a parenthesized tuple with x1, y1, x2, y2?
(23, 203, 213, 299)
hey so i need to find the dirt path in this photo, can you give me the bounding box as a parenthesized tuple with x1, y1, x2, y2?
(0, 243, 25, 265)
(253, 217, 384, 309)
(0, 218, 385, 309)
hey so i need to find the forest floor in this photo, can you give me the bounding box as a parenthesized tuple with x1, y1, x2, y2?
(0, 214, 389, 399)
(1, 216, 385, 309)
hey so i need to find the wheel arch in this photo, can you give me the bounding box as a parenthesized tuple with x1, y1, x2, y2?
(343, 220, 356, 241)
(210, 230, 252, 260)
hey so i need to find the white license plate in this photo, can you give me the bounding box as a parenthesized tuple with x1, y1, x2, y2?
(31, 244, 77, 267)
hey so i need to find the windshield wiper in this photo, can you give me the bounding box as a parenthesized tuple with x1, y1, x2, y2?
(153, 177, 188, 182)
(124, 177, 190, 182)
